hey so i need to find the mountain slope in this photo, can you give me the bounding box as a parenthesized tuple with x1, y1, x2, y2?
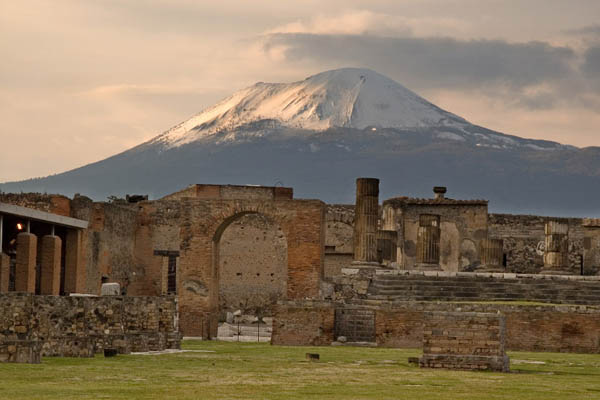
(1, 68, 598, 217)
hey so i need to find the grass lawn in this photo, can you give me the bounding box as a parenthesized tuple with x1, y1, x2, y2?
(1, 340, 600, 399)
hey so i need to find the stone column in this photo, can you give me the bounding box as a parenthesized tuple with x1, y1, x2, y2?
(479, 239, 504, 272)
(352, 178, 380, 267)
(15, 232, 37, 293)
(40, 235, 62, 295)
(0, 252, 10, 292)
(65, 229, 85, 293)
(583, 218, 600, 274)
(542, 221, 571, 275)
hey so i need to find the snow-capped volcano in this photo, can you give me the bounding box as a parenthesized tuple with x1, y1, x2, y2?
(155, 68, 467, 148)
(2, 67, 598, 216)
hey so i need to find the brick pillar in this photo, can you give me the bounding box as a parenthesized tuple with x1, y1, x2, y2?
(40, 235, 62, 295)
(65, 229, 85, 293)
(15, 232, 37, 293)
(352, 178, 380, 266)
(542, 221, 571, 275)
(479, 239, 504, 272)
(0, 252, 9, 293)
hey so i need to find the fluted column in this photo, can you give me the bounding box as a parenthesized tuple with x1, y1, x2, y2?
(352, 178, 380, 265)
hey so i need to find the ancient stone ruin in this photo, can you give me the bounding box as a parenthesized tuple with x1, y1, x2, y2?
(1, 178, 600, 366)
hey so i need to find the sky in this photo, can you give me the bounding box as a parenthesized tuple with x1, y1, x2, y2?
(1, 0, 599, 182)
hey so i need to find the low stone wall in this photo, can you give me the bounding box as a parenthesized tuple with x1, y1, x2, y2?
(0, 293, 180, 362)
(419, 312, 509, 372)
(273, 300, 600, 353)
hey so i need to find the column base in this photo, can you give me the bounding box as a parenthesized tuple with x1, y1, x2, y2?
(414, 263, 442, 271)
(540, 268, 574, 276)
(476, 264, 505, 273)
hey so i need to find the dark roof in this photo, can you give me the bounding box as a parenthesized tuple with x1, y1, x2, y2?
(383, 197, 488, 207)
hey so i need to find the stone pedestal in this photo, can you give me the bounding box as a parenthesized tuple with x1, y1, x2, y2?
(0, 252, 10, 293)
(40, 235, 62, 295)
(101, 282, 121, 296)
(420, 312, 509, 372)
(478, 239, 504, 272)
(15, 233, 37, 293)
(542, 221, 571, 275)
(353, 178, 380, 268)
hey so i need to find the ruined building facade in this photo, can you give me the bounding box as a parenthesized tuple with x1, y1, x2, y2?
(2, 180, 600, 342)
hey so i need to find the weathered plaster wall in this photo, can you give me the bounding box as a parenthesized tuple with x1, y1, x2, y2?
(384, 203, 488, 271)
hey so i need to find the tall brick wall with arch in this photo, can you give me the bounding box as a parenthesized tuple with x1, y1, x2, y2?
(134, 197, 325, 337)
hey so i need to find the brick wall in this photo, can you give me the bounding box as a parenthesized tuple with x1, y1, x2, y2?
(272, 300, 600, 353)
(420, 311, 509, 371)
(271, 301, 334, 346)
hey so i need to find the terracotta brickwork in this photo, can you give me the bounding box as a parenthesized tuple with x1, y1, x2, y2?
(40, 235, 61, 295)
(133, 196, 325, 336)
(15, 233, 37, 293)
(271, 301, 335, 346)
(273, 300, 600, 353)
(420, 311, 509, 372)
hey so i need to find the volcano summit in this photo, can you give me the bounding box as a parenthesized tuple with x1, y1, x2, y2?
(2, 68, 599, 216)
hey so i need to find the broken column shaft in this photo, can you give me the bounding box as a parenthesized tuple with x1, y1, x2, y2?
(542, 221, 571, 275)
(353, 178, 380, 264)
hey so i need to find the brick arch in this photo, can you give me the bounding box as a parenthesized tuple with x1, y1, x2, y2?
(176, 199, 325, 337)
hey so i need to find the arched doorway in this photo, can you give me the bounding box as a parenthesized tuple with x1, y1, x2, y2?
(212, 212, 288, 319)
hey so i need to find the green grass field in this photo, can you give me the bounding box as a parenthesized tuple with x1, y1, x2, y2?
(1, 341, 599, 399)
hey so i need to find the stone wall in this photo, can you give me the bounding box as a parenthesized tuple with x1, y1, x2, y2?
(0, 293, 180, 360)
(489, 214, 585, 274)
(272, 300, 600, 353)
(420, 312, 509, 371)
(0, 193, 71, 216)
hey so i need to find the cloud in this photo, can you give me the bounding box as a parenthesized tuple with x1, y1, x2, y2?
(267, 10, 467, 38)
(583, 46, 600, 77)
(264, 33, 576, 90)
(565, 24, 600, 36)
